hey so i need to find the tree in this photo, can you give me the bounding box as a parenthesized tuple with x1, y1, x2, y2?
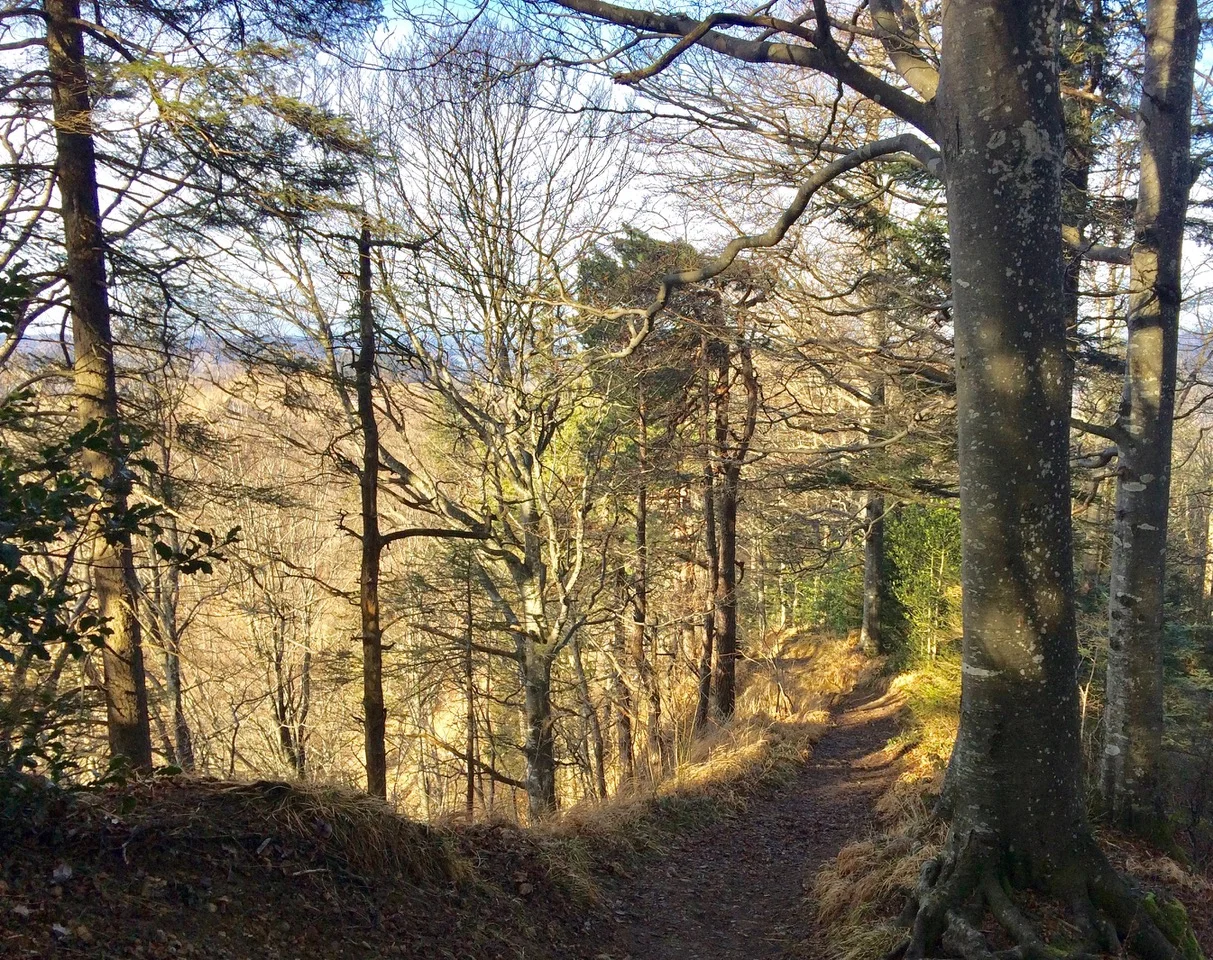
(4, 0, 377, 771)
(45, 0, 152, 769)
(366, 33, 624, 814)
(1100, 0, 1200, 832)
(536, 0, 1194, 953)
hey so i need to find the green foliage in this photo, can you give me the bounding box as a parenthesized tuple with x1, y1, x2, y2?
(0, 392, 237, 792)
(806, 552, 863, 635)
(0, 396, 110, 666)
(885, 504, 961, 662)
(0, 395, 110, 792)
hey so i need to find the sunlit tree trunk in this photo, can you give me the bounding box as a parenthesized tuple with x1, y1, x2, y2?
(356, 225, 388, 799)
(630, 396, 665, 774)
(932, 0, 1086, 904)
(1101, 0, 1198, 832)
(860, 494, 886, 656)
(46, 0, 151, 771)
(694, 336, 718, 731)
(712, 324, 757, 719)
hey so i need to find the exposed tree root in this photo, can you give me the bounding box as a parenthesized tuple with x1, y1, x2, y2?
(884, 828, 1196, 960)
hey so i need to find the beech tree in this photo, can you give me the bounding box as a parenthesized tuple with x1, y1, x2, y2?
(533, 0, 1194, 954)
(1100, 0, 1199, 832)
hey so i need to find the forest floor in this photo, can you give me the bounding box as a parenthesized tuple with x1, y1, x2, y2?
(0, 672, 902, 960)
(601, 682, 904, 960)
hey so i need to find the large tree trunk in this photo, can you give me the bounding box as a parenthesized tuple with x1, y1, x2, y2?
(520, 644, 557, 819)
(46, 0, 152, 771)
(1101, 0, 1198, 832)
(356, 225, 388, 799)
(937, 0, 1084, 879)
(901, 5, 1187, 958)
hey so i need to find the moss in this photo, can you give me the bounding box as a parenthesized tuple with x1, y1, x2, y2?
(1143, 892, 1206, 960)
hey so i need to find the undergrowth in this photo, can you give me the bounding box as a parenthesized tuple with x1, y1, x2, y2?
(535, 631, 870, 885)
(1, 630, 869, 960)
(807, 655, 1213, 960)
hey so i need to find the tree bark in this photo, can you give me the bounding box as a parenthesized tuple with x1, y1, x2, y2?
(934, 0, 1086, 900)
(465, 564, 477, 817)
(713, 461, 740, 718)
(46, 0, 152, 771)
(611, 577, 636, 784)
(356, 224, 388, 799)
(860, 494, 886, 656)
(571, 635, 607, 799)
(1101, 0, 1198, 832)
(520, 643, 556, 819)
(630, 397, 664, 775)
(712, 324, 757, 719)
(694, 336, 718, 731)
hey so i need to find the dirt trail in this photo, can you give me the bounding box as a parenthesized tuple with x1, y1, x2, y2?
(605, 684, 904, 960)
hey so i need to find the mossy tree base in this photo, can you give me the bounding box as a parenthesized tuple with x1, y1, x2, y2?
(883, 828, 1202, 960)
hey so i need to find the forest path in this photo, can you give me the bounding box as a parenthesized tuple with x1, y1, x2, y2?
(604, 683, 904, 960)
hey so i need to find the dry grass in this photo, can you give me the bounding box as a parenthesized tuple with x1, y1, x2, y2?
(808, 655, 1213, 960)
(550, 631, 868, 854)
(806, 660, 957, 960)
(66, 776, 470, 884)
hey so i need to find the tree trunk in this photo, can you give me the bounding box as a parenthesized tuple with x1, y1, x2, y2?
(714, 463, 740, 718)
(1101, 0, 1198, 832)
(899, 7, 1188, 958)
(631, 397, 664, 775)
(694, 336, 718, 731)
(860, 494, 886, 656)
(464, 565, 477, 817)
(46, 0, 152, 771)
(1204, 503, 1213, 618)
(356, 224, 388, 799)
(571, 636, 607, 799)
(611, 587, 635, 785)
(520, 645, 556, 819)
(937, 0, 1085, 877)
(712, 324, 757, 719)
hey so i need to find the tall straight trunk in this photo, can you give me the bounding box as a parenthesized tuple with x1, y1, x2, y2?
(630, 397, 663, 774)
(46, 0, 151, 771)
(710, 335, 736, 717)
(153, 508, 194, 770)
(356, 225, 387, 799)
(464, 566, 476, 817)
(859, 351, 888, 657)
(936, 0, 1086, 881)
(712, 326, 757, 719)
(714, 464, 740, 717)
(1203, 504, 1213, 618)
(611, 590, 635, 784)
(694, 337, 718, 731)
(860, 494, 886, 655)
(1101, 0, 1198, 831)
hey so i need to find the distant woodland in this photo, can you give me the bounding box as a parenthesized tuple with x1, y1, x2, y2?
(3, 2, 1213, 958)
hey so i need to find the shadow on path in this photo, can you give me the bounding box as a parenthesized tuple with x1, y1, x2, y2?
(605, 682, 904, 960)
